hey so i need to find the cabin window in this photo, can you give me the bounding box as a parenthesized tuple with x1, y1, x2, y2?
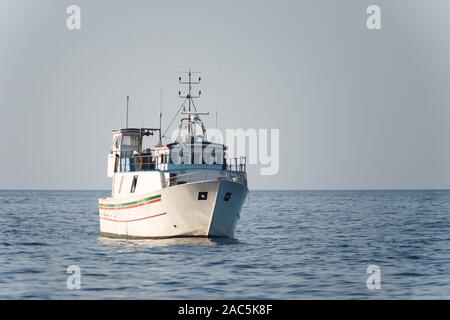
(122, 136, 140, 147)
(130, 175, 138, 193)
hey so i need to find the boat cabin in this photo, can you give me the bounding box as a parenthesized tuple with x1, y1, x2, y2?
(107, 128, 159, 177)
(107, 128, 227, 177)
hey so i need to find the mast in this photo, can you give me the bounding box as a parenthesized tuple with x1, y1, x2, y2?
(159, 35, 163, 144)
(159, 111, 162, 143)
(126, 95, 130, 128)
(178, 68, 201, 136)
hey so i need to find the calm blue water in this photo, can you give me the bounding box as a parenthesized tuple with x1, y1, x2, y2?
(0, 190, 449, 299)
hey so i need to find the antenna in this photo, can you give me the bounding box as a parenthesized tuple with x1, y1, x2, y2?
(163, 69, 207, 141)
(127, 37, 131, 98)
(126, 95, 130, 128)
(159, 35, 163, 143)
(216, 62, 220, 131)
(178, 68, 201, 111)
(178, 68, 202, 136)
(159, 111, 162, 143)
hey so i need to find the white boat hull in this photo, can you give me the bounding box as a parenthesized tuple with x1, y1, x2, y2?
(99, 180, 248, 239)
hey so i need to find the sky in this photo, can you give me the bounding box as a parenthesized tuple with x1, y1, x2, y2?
(0, 0, 449, 190)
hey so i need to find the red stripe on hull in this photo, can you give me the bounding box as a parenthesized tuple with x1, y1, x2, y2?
(100, 212, 167, 223)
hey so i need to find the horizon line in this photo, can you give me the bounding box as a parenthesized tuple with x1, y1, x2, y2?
(1, 188, 450, 192)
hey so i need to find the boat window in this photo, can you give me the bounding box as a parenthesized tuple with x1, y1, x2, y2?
(122, 135, 140, 147)
(130, 175, 138, 193)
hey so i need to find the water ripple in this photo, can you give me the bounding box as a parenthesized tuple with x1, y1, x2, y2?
(0, 189, 449, 299)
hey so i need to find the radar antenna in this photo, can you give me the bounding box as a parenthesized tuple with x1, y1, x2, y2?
(177, 68, 208, 139)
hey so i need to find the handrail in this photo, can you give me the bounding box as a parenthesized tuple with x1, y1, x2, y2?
(113, 152, 246, 174)
(226, 157, 246, 173)
(165, 170, 211, 186)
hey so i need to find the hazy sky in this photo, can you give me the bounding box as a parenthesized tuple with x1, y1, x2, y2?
(0, 0, 449, 190)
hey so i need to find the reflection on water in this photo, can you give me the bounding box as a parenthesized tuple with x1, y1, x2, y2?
(98, 236, 240, 248)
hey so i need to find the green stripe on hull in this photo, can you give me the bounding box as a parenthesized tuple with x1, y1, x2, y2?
(99, 194, 161, 208)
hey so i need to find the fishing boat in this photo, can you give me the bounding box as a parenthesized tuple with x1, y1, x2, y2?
(98, 71, 248, 238)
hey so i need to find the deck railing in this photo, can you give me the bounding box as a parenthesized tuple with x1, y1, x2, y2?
(165, 170, 208, 186)
(227, 157, 247, 173)
(114, 151, 247, 174)
(164, 169, 247, 187)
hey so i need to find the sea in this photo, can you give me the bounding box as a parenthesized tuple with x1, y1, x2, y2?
(0, 190, 449, 299)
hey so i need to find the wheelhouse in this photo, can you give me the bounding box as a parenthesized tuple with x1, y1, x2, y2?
(107, 128, 233, 176)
